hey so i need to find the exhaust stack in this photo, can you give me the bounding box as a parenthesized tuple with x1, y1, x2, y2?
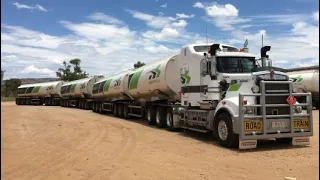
(260, 46, 271, 67)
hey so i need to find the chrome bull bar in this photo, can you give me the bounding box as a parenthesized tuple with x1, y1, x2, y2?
(238, 81, 313, 140)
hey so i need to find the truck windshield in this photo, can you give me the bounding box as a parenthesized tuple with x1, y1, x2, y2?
(217, 57, 256, 73)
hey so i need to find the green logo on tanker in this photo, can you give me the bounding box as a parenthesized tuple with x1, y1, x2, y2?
(129, 70, 143, 90)
(31, 86, 41, 93)
(148, 64, 161, 80)
(290, 75, 303, 82)
(180, 70, 191, 84)
(103, 79, 112, 92)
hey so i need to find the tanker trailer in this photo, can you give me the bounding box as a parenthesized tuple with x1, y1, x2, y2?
(16, 81, 64, 106)
(60, 75, 104, 109)
(92, 54, 182, 128)
(288, 69, 319, 109)
(92, 71, 132, 115)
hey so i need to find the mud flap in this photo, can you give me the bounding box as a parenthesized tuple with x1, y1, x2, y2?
(239, 139, 257, 150)
(292, 137, 310, 146)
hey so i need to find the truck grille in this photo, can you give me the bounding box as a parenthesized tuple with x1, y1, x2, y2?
(258, 82, 291, 115)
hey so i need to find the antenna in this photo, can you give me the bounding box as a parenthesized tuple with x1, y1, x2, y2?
(206, 23, 208, 45)
(262, 34, 264, 47)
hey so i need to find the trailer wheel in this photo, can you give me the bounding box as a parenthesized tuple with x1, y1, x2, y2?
(92, 102, 96, 112)
(15, 98, 20, 105)
(166, 108, 176, 131)
(118, 104, 124, 118)
(215, 112, 238, 148)
(123, 104, 129, 119)
(113, 104, 118, 117)
(156, 107, 166, 128)
(147, 106, 156, 125)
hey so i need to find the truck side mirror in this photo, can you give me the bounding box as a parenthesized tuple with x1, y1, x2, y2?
(210, 57, 217, 77)
(200, 59, 209, 76)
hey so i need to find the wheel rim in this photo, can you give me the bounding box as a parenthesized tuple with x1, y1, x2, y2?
(218, 120, 228, 141)
(166, 113, 172, 127)
(156, 110, 160, 124)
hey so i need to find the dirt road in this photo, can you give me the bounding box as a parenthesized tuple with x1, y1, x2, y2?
(1, 102, 319, 180)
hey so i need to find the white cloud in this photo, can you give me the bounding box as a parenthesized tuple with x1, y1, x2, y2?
(142, 27, 180, 41)
(176, 13, 195, 19)
(194, 2, 250, 31)
(12, 2, 48, 12)
(205, 3, 238, 17)
(87, 12, 124, 25)
(172, 20, 188, 28)
(144, 45, 170, 53)
(22, 65, 55, 76)
(158, 12, 164, 16)
(193, 2, 204, 8)
(35, 5, 48, 12)
(313, 11, 319, 22)
(160, 3, 167, 8)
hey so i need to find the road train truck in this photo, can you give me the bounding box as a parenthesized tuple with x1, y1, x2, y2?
(91, 43, 313, 150)
(16, 81, 64, 106)
(288, 70, 319, 109)
(60, 75, 104, 109)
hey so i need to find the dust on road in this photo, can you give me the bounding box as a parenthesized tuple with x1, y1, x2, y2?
(1, 102, 319, 180)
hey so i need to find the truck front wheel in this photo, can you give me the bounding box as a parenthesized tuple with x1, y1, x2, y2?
(215, 112, 238, 148)
(166, 108, 176, 131)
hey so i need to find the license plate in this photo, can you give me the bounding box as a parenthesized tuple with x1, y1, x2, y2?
(244, 120, 263, 131)
(293, 119, 309, 129)
(271, 121, 287, 128)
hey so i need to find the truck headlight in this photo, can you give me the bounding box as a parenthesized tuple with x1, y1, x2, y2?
(251, 85, 259, 93)
(295, 106, 302, 113)
(242, 107, 254, 114)
(246, 107, 254, 114)
(293, 87, 303, 93)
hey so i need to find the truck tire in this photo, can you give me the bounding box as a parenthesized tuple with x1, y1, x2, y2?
(123, 104, 130, 119)
(156, 106, 166, 128)
(98, 103, 103, 114)
(119, 104, 124, 118)
(15, 98, 20, 105)
(215, 112, 238, 148)
(79, 100, 83, 109)
(113, 104, 119, 117)
(147, 106, 156, 125)
(166, 108, 176, 131)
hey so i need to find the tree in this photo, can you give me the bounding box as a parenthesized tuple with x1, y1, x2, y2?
(56, 58, 88, 81)
(133, 61, 145, 69)
(1, 68, 4, 84)
(3, 78, 21, 97)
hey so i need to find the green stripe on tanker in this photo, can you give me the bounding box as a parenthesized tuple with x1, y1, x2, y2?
(228, 84, 241, 91)
(31, 86, 41, 93)
(103, 79, 112, 92)
(129, 70, 144, 90)
(70, 84, 77, 93)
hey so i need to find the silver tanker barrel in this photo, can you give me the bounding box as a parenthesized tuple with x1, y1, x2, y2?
(127, 54, 181, 102)
(92, 71, 132, 113)
(16, 81, 64, 106)
(60, 75, 105, 109)
(288, 69, 319, 109)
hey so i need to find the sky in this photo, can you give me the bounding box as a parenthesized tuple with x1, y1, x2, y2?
(1, 0, 319, 79)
